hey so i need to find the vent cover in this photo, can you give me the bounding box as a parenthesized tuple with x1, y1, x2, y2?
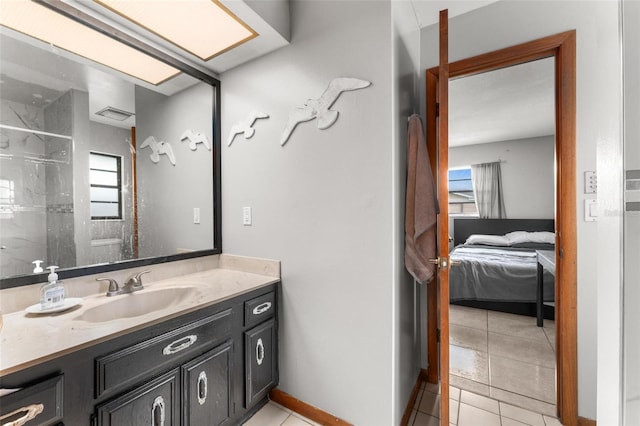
(95, 106, 134, 121)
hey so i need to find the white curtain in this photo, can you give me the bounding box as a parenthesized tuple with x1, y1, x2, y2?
(471, 162, 507, 219)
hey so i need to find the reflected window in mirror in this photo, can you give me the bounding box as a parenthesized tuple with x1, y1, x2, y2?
(90, 152, 123, 220)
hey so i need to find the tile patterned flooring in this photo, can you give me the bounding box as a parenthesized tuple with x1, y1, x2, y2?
(246, 305, 558, 426)
(243, 401, 321, 426)
(449, 304, 557, 417)
(409, 381, 563, 426)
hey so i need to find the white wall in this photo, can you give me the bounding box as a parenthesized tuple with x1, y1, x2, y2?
(221, 1, 403, 423)
(449, 136, 555, 219)
(136, 83, 214, 258)
(420, 1, 622, 420)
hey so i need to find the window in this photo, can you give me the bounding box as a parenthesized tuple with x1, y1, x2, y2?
(90, 152, 122, 220)
(0, 179, 15, 206)
(448, 167, 478, 216)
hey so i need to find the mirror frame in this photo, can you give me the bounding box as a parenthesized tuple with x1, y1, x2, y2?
(0, 0, 222, 289)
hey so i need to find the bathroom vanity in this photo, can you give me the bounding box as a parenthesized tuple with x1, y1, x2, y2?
(0, 257, 279, 425)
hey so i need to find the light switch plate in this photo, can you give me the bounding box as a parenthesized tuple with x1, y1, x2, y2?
(243, 206, 252, 226)
(584, 199, 597, 222)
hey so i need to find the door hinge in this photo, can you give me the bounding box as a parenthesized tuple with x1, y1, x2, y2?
(435, 103, 440, 117)
(436, 328, 441, 343)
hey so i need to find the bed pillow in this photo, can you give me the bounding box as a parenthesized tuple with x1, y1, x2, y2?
(506, 231, 556, 245)
(465, 234, 511, 246)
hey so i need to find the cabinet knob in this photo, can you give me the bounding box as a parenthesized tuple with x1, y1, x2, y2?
(152, 396, 165, 426)
(0, 403, 44, 426)
(252, 302, 272, 315)
(256, 338, 265, 366)
(162, 334, 198, 355)
(197, 371, 208, 405)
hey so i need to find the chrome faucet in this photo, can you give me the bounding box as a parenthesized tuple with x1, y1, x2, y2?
(97, 270, 151, 297)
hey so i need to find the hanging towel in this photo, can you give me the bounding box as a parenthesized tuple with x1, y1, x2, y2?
(405, 114, 439, 284)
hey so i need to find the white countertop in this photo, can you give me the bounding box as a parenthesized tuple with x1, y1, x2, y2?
(0, 254, 280, 376)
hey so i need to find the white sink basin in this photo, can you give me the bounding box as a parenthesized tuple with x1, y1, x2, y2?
(74, 287, 199, 323)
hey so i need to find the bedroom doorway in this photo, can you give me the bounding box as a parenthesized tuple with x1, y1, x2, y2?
(425, 31, 577, 426)
(447, 58, 557, 415)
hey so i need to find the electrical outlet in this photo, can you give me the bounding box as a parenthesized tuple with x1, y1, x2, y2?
(193, 208, 200, 224)
(243, 207, 252, 226)
(584, 171, 597, 194)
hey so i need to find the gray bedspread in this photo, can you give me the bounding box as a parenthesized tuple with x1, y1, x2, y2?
(449, 245, 555, 303)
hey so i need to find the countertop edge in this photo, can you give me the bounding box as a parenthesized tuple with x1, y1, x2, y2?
(0, 268, 280, 377)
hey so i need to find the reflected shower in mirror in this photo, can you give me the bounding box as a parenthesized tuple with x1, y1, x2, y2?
(0, 21, 217, 282)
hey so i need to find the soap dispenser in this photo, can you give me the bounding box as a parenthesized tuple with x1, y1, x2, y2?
(41, 266, 65, 309)
(32, 260, 43, 273)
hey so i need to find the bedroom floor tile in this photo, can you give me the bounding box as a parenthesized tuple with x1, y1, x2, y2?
(489, 355, 556, 404)
(489, 387, 557, 417)
(449, 375, 491, 397)
(488, 332, 555, 368)
(450, 306, 558, 420)
(543, 321, 556, 351)
(451, 324, 488, 352)
(487, 312, 549, 344)
(450, 344, 489, 384)
(450, 305, 488, 330)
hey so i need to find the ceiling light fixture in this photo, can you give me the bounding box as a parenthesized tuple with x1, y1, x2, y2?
(0, 0, 181, 85)
(94, 0, 258, 61)
(95, 106, 135, 121)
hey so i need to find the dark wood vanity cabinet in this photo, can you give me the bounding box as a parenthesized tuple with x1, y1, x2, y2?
(242, 291, 278, 409)
(95, 369, 180, 426)
(182, 341, 234, 426)
(0, 282, 279, 426)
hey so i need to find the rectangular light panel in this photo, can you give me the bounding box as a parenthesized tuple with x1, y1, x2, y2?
(95, 0, 258, 61)
(0, 0, 181, 85)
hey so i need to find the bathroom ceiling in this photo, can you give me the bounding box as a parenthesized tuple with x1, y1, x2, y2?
(0, 0, 290, 129)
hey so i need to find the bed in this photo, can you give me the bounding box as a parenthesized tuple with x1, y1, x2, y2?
(449, 218, 556, 323)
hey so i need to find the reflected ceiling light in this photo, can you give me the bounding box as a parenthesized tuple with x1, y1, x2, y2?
(94, 0, 258, 61)
(0, 0, 181, 85)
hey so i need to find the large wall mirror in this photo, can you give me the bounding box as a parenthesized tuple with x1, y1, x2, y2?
(0, 2, 222, 288)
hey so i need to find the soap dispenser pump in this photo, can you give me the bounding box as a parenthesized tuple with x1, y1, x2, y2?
(40, 266, 65, 309)
(32, 260, 43, 273)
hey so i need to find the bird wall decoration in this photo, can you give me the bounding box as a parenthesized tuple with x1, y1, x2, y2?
(280, 77, 371, 146)
(227, 111, 270, 146)
(139, 136, 176, 166)
(180, 129, 211, 151)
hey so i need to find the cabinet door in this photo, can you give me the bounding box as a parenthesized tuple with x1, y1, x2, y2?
(244, 319, 277, 408)
(95, 370, 178, 426)
(182, 341, 233, 426)
(0, 374, 63, 426)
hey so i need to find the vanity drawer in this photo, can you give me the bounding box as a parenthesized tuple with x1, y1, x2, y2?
(244, 291, 275, 328)
(0, 374, 63, 426)
(96, 309, 232, 398)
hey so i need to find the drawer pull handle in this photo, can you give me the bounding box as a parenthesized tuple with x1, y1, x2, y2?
(256, 338, 265, 366)
(163, 335, 197, 355)
(197, 371, 208, 405)
(0, 403, 44, 426)
(152, 396, 165, 426)
(253, 302, 272, 315)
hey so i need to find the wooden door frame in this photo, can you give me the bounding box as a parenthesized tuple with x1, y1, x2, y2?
(425, 30, 577, 425)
